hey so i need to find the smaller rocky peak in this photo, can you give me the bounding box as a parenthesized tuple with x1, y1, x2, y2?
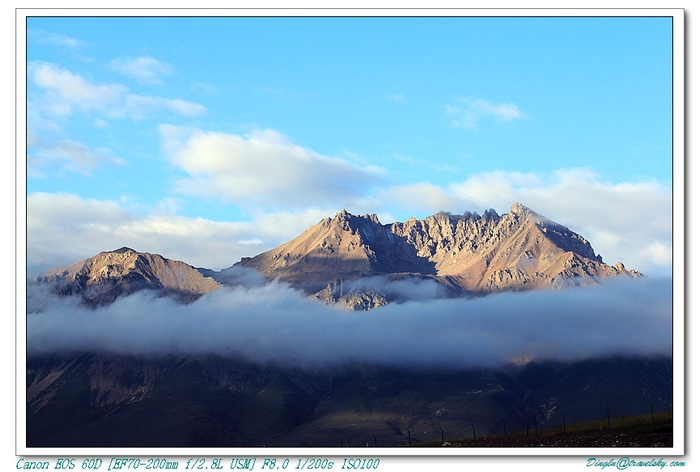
(330, 210, 384, 233)
(363, 213, 381, 225)
(613, 261, 644, 278)
(429, 210, 455, 222)
(482, 208, 500, 221)
(509, 203, 546, 222)
(330, 210, 354, 231)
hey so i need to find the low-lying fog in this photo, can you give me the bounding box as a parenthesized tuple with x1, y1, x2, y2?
(26, 274, 672, 371)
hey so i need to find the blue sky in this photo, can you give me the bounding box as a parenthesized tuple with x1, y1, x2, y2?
(24, 14, 675, 276)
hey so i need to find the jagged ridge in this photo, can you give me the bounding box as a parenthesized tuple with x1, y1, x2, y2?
(236, 203, 641, 302)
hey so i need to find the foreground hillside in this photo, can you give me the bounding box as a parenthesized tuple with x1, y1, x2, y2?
(26, 354, 672, 447)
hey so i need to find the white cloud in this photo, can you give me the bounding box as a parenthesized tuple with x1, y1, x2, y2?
(380, 169, 672, 275)
(25, 193, 334, 276)
(30, 62, 126, 114)
(159, 126, 386, 210)
(29, 62, 205, 120)
(446, 97, 528, 128)
(108, 56, 173, 85)
(471, 98, 528, 121)
(27, 276, 671, 369)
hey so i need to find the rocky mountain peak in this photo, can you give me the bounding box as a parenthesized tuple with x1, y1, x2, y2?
(508, 202, 555, 227)
(34, 248, 221, 307)
(510, 202, 527, 214)
(330, 209, 382, 229)
(236, 205, 642, 304)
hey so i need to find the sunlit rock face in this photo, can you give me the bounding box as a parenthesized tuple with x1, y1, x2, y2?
(33, 247, 221, 306)
(236, 203, 642, 301)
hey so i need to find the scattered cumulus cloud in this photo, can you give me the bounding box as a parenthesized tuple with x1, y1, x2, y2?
(159, 125, 386, 211)
(26, 276, 672, 370)
(108, 56, 173, 85)
(446, 97, 528, 128)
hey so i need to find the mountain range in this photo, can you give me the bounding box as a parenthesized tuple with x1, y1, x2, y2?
(26, 204, 668, 448)
(31, 203, 641, 310)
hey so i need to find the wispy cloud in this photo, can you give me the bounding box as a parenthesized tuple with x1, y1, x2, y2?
(28, 62, 205, 120)
(108, 56, 173, 85)
(27, 29, 82, 48)
(159, 126, 386, 211)
(191, 82, 220, 95)
(471, 98, 527, 121)
(124, 95, 205, 119)
(28, 138, 125, 177)
(446, 97, 528, 128)
(386, 93, 406, 102)
(30, 61, 126, 113)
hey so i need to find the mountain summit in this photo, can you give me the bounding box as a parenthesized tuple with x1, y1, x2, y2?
(236, 203, 641, 300)
(34, 247, 221, 306)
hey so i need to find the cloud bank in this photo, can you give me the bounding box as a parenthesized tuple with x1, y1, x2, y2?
(26, 276, 672, 371)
